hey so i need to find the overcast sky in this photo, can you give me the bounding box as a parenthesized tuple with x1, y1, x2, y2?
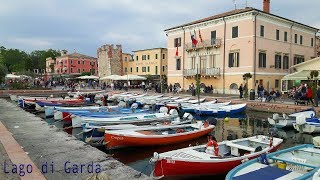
(1, 0, 319, 56)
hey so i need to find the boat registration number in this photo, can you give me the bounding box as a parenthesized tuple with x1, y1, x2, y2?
(166, 159, 175, 164)
(111, 136, 124, 140)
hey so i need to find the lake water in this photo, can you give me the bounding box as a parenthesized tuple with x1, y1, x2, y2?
(43, 110, 319, 179)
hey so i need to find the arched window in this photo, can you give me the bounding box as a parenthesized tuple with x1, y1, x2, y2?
(230, 83, 238, 90)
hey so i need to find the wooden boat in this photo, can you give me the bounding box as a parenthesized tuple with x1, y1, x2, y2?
(194, 103, 247, 116)
(35, 99, 86, 111)
(52, 106, 119, 120)
(104, 121, 214, 149)
(182, 101, 231, 113)
(293, 116, 320, 134)
(187, 98, 206, 104)
(71, 110, 179, 128)
(150, 135, 283, 179)
(82, 113, 194, 146)
(226, 143, 320, 180)
(268, 109, 315, 128)
(45, 105, 109, 118)
(174, 97, 191, 103)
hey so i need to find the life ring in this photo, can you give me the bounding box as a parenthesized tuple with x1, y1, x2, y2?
(176, 128, 185, 133)
(207, 140, 219, 156)
(163, 121, 170, 125)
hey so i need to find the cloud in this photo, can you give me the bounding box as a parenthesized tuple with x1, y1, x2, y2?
(8, 37, 53, 50)
(0, 0, 319, 57)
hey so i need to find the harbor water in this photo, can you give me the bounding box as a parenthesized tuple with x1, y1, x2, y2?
(42, 110, 319, 179)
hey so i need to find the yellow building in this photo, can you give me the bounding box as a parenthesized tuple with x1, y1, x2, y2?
(123, 48, 168, 80)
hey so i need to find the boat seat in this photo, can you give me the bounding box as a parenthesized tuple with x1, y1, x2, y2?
(137, 130, 156, 135)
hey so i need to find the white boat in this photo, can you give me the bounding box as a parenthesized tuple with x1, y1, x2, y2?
(182, 101, 231, 113)
(293, 115, 320, 134)
(174, 97, 191, 103)
(71, 110, 179, 128)
(194, 103, 247, 116)
(226, 143, 320, 180)
(50, 106, 115, 119)
(268, 109, 315, 128)
(187, 98, 206, 104)
(150, 135, 283, 178)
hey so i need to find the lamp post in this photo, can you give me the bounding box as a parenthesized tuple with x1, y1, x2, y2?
(196, 63, 200, 105)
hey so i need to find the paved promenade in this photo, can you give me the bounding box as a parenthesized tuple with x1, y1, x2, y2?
(0, 99, 149, 180)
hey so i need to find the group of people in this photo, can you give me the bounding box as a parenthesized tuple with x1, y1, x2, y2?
(288, 83, 320, 105)
(238, 83, 281, 102)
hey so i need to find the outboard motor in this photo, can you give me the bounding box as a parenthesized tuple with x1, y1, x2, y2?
(159, 107, 169, 114)
(182, 113, 193, 121)
(118, 101, 126, 108)
(131, 103, 138, 113)
(206, 117, 218, 125)
(169, 109, 178, 116)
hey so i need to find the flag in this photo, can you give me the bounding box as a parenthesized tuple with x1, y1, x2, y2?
(198, 29, 203, 43)
(190, 31, 198, 47)
(175, 46, 179, 56)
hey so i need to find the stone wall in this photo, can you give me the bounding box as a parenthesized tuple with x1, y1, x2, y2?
(97, 44, 123, 78)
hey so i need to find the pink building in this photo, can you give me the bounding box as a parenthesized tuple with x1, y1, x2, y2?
(166, 1, 318, 94)
(53, 50, 98, 76)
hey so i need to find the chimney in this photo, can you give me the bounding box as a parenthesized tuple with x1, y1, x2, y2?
(263, 0, 270, 13)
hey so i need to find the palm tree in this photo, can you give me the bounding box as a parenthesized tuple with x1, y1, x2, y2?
(243, 73, 252, 98)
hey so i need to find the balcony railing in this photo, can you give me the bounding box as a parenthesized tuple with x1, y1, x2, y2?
(183, 69, 198, 76)
(184, 68, 220, 77)
(185, 38, 222, 51)
(201, 68, 220, 76)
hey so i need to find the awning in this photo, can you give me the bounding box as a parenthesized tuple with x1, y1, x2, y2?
(100, 75, 122, 80)
(282, 70, 320, 80)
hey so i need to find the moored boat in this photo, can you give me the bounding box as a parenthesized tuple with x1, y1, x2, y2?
(226, 143, 320, 180)
(268, 109, 315, 128)
(71, 110, 179, 128)
(150, 135, 282, 179)
(194, 103, 247, 116)
(83, 113, 194, 146)
(104, 121, 214, 149)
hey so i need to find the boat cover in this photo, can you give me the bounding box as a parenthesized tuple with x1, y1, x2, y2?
(234, 166, 291, 180)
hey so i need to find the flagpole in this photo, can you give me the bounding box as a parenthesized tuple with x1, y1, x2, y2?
(197, 63, 200, 105)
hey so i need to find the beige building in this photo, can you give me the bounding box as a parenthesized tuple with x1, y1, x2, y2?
(165, 1, 318, 94)
(97, 44, 123, 78)
(124, 48, 168, 79)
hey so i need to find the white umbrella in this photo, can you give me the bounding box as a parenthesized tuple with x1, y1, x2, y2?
(5, 74, 21, 79)
(77, 75, 99, 80)
(100, 75, 122, 80)
(120, 74, 146, 80)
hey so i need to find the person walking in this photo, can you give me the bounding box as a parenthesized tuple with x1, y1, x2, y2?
(257, 84, 264, 99)
(238, 84, 243, 99)
(306, 85, 314, 105)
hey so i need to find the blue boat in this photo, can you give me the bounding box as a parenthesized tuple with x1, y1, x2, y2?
(194, 103, 246, 116)
(226, 144, 320, 180)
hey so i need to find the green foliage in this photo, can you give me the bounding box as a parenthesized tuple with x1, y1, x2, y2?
(309, 70, 319, 98)
(0, 46, 60, 74)
(81, 72, 91, 76)
(242, 73, 252, 98)
(195, 74, 201, 95)
(145, 74, 154, 83)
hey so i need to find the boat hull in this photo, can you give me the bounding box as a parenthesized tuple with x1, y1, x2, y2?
(152, 143, 281, 178)
(104, 127, 214, 149)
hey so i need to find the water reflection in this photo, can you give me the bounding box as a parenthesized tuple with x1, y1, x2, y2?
(42, 110, 320, 178)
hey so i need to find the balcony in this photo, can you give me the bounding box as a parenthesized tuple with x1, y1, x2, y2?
(201, 68, 220, 76)
(184, 68, 220, 77)
(184, 69, 198, 76)
(185, 38, 222, 51)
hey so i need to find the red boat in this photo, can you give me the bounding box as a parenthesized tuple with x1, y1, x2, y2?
(104, 121, 214, 149)
(150, 135, 283, 179)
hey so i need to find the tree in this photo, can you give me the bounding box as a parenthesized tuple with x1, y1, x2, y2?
(81, 72, 91, 76)
(309, 70, 319, 99)
(243, 73, 252, 98)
